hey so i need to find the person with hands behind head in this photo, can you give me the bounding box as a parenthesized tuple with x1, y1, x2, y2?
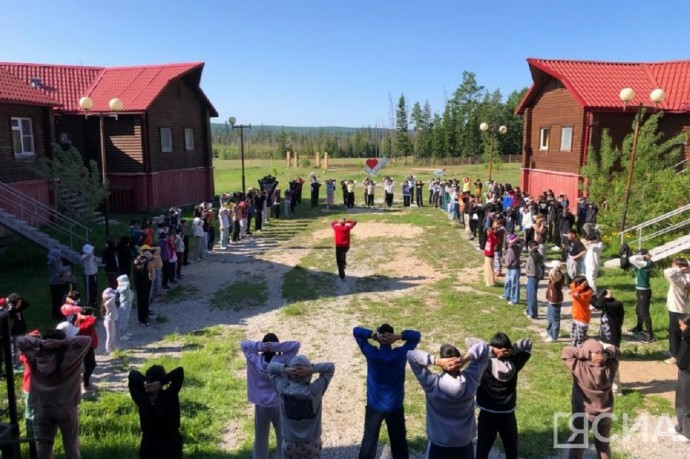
(128, 365, 185, 459)
(406, 338, 490, 459)
(673, 315, 690, 441)
(353, 324, 421, 459)
(562, 339, 619, 459)
(331, 218, 357, 281)
(267, 355, 335, 459)
(628, 248, 655, 343)
(475, 334, 532, 459)
(664, 258, 690, 365)
(241, 333, 301, 459)
(17, 327, 91, 459)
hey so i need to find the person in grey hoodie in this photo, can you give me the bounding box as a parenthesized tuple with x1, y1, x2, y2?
(17, 328, 91, 459)
(406, 339, 489, 459)
(267, 355, 335, 459)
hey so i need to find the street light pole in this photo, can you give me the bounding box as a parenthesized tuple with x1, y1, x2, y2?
(618, 87, 665, 232)
(479, 123, 507, 182)
(229, 117, 251, 195)
(79, 96, 123, 242)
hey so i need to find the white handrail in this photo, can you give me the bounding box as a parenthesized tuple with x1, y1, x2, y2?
(0, 181, 91, 251)
(619, 202, 690, 245)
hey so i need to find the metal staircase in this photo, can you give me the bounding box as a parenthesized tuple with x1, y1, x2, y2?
(603, 203, 690, 267)
(0, 181, 92, 265)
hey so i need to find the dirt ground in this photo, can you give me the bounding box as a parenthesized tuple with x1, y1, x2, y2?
(90, 215, 685, 458)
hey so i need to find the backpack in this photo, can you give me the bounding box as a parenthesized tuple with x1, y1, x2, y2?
(619, 243, 632, 270)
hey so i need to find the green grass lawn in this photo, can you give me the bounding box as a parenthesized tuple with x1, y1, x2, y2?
(0, 159, 679, 458)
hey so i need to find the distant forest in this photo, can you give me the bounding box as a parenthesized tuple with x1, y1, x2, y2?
(212, 71, 527, 163)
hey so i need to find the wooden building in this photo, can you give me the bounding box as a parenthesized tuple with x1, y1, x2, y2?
(516, 58, 690, 209)
(0, 62, 218, 212)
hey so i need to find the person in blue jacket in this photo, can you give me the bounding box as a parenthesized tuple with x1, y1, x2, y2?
(353, 323, 421, 459)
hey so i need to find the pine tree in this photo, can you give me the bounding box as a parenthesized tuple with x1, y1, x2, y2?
(582, 112, 688, 228)
(396, 94, 413, 158)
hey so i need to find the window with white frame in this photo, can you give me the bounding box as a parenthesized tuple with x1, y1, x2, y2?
(11, 117, 35, 158)
(161, 128, 173, 153)
(539, 127, 550, 151)
(184, 128, 194, 151)
(560, 126, 573, 152)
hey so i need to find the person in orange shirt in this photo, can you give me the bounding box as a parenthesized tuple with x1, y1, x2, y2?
(569, 275, 594, 347)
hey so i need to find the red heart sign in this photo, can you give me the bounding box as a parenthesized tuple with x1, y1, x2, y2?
(366, 159, 379, 169)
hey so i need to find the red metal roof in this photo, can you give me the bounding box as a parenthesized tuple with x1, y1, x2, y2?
(0, 66, 62, 106)
(0, 62, 217, 115)
(516, 58, 690, 114)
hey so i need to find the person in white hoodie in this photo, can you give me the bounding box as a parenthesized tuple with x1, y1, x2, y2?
(192, 217, 205, 261)
(406, 339, 489, 459)
(80, 244, 99, 307)
(583, 233, 604, 292)
(100, 288, 119, 354)
(664, 258, 690, 364)
(116, 274, 134, 341)
(267, 355, 335, 459)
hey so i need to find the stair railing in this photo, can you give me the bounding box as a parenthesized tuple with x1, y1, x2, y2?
(618, 202, 690, 250)
(0, 181, 91, 251)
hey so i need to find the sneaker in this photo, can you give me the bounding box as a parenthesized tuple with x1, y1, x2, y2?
(666, 425, 681, 435)
(629, 327, 642, 334)
(498, 295, 506, 300)
(670, 432, 690, 443)
(540, 330, 548, 337)
(508, 302, 517, 306)
(665, 357, 677, 365)
(544, 337, 555, 343)
(639, 334, 655, 344)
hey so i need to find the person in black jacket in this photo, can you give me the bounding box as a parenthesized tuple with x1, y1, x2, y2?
(129, 365, 184, 459)
(475, 333, 532, 459)
(590, 289, 625, 396)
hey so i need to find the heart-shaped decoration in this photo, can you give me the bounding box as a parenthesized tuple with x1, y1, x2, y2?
(366, 159, 379, 169)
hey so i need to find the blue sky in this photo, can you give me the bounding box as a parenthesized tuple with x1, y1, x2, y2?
(4, 0, 690, 127)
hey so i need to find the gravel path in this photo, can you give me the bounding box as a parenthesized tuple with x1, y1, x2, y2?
(87, 213, 689, 458)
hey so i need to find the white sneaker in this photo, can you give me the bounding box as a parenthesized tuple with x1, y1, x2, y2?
(665, 357, 677, 365)
(544, 337, 555, 343)
(540, 330, 548, 337)
(670, 432, 690, 443)
(666, 425, 681, 435)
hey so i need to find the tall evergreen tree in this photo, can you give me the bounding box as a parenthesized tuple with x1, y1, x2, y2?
(396, 94, 413, 157)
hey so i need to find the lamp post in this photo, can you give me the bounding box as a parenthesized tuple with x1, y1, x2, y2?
(618, 87, 665, 231)
(78, 96, 123, 241)
(479, 122, 507, 182)
(228, 117, 251, 194)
